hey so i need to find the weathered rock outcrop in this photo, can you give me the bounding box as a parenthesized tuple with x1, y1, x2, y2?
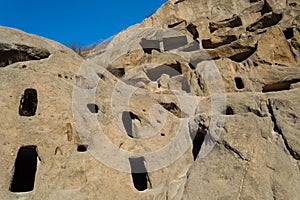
(0, 0, 299, 199)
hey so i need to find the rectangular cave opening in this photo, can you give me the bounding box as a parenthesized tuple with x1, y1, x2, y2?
(77, 144, 88, 152)
(129, 157, 150, 191)
(10, 146, 38, 193)
(122, 111, 141, 138)
(234, 77, 245, 89)
(19, 88, 38, 117)
(139, 38, 161, 54)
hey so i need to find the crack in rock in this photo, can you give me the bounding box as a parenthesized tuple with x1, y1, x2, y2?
(267, 99, 300, 160)
(224, 142, 249, 161)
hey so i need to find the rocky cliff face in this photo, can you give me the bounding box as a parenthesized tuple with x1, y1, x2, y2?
(0, 0, 300, 199)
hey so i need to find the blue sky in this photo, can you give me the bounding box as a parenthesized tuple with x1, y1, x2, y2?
(0, 0, 166, 47)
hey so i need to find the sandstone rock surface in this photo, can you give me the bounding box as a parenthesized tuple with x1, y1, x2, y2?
(0, 0, 300, 199)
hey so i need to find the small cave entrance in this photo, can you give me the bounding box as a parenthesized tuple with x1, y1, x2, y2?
(202, 35, 237, 49)
(10, 146, 38, 193)
(262, 79, 300, 93)
(19, 88, 38, 117)
(129, 157, 150, 191)
(188, 62, 196, 70)
(146, 62, 182, 81)
(168, 20, 185, 28)
(0, 43, 50, 68)
(209, 16, 242, 33)
(225, 106, 234, 115)
(283, 28, 294, 39)
(235, 77, 245, 89)
(97, 73, 105, 80)
(260, 0, 273, 15)
(209, 22, 218, 34)
(186, 23, 199, 40)
(159, 102, 182, 118)
(87, 103, 99, 113)
(174, 0, 186, 4)
(77, 145, 88, 152)
(122, 111, 141, 138)
(228, 46, 256, 62)
(246, 13, 283, 32)
(139, 38, 161, 54)
(190, 125, 207, 161)
(107, 66, 125, 78)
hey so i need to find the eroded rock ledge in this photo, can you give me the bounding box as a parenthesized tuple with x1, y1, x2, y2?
(0, 43, 50, 67)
